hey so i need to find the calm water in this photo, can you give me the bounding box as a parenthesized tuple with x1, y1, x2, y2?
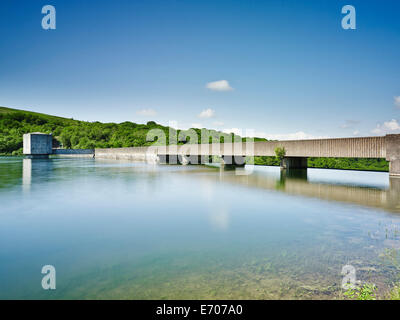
(1, 157, 400, 299)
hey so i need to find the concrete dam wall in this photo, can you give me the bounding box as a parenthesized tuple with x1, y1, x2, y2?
(95, 147, 150, 161)
(52, 149, 95, 158)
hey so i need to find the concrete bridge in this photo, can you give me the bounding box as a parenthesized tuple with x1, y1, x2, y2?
(23, 133, 400, 176)
(95, 134, 400, 176)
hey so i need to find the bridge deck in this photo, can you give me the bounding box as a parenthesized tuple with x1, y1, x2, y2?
(96, 136, 387, 159)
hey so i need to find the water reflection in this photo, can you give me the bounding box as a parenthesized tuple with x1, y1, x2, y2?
(2, 157, 400, 299)
(209, 167, 400, 213)
(282, 168, 308, 180)
(209, 207, 230, 230)
(20, 158, 57, 193)
(12, 158, 400, 213)
(22, 159, 32, 192)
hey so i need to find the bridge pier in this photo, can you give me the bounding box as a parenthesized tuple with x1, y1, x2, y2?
(386, 134, 400, 176)
(221, 156, 246, 169)
(202, 155, 213, 164)
(178, 155, 207, 165)
(158, 154, 209, 165)
(389, 160, 400, 176)
(158, 154, 178, 164)
(281, 157, 308, 170)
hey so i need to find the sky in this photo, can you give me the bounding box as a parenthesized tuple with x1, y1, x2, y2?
(0, 0, 399, 139)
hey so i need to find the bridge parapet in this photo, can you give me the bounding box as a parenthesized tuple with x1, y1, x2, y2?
(253, 136, 386, 158)
(143, 136, 387, 158)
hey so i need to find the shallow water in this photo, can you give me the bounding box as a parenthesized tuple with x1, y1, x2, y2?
(1, 157, 400, 299)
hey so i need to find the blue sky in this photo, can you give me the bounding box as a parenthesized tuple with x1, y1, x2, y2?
(0, 0, 399, 139)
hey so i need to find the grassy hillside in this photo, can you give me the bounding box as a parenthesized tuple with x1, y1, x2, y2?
(0, 106, 249, 155)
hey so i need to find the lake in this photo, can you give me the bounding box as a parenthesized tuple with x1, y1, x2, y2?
(0, 157, 400, 299)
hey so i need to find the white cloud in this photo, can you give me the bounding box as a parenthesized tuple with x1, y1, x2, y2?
(223, 128, 243, 136)
(136, 108, 157, 116)
(340, 120, 360, 129)
(353, 130, 360, 136)
(198, 108, 215, 119)
(191, 123, 203, 128)
(395, 96, 400, 108)
(205, 80, 233, 91)
(371, 119, 400, 135)
(213, 121, 224, 126)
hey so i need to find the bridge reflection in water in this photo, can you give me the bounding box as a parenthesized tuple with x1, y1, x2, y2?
(206, 166, 400, 214)
(21, 158, 400, 214)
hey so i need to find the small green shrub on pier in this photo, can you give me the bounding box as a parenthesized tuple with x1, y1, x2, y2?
(274, 146, 286, 162)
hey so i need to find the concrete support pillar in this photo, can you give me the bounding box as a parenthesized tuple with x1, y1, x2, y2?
(157, 154, 169, 164)
(178, 155, 204, 165)
(201, 155, 213, 164)
(389, 160, 400, 177)
(158, 154, 207, 165)
(158, 154, 180, 164)
(281, 157, 308, 170)
(386, 134, 400, 176)
(221, 155, 246, 169)
(178, 155, 189, 165)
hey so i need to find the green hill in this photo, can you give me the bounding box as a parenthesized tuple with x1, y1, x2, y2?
(0, 106, 253, 155)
